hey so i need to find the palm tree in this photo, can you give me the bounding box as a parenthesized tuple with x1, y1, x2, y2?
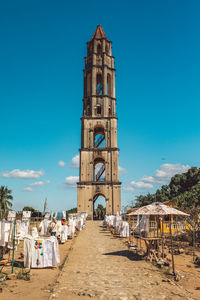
(0, 186, 13, 215)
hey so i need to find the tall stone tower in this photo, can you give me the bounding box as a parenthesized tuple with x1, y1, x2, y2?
(77, 25, 121, 219)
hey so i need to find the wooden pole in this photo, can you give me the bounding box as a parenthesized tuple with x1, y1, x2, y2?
(193, 215, 196, 262)
(169, 215, 175, 276)
(162, 216, 164, 259)
(156, 216, 159, 238)
(139, 216, 141, 249)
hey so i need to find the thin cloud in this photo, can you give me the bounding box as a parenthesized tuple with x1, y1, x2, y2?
(130, 181, 153, 189)
(70, 154, 79, 169)
(58, 160, 66, 167)
(29, 181, 44, 186)
(119, 166, 127, 176)
(64, 176, 79, 188)
(22, 187, 34, 192)
(1, 169, 44, 179)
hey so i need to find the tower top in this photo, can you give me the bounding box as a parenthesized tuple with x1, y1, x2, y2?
(90, 25, 108, 41)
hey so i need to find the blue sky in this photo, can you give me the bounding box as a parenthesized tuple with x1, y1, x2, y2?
(0, 0, 200, 212)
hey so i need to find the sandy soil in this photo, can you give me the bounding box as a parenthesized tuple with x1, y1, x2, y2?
(0, 235, 74, 300)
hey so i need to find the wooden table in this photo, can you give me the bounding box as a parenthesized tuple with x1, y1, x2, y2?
(134, 236, 162, 261)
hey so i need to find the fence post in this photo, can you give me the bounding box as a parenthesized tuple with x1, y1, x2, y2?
(11, 219, 16, 273)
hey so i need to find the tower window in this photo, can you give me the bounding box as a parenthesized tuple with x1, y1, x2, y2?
(107, 74, 111, 96)
(87, 73, 91, 96)
(108, 105, 112, 116)
(94, 157, 105, 182)
(86, 105, 91, 115)
(96, 73, 103, 95)
(96, 104, 101, 115)
(97, 43, 101, 55)
(94, 125, 105, 148)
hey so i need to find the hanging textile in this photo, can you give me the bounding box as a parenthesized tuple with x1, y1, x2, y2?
(24, 236, 60, 268)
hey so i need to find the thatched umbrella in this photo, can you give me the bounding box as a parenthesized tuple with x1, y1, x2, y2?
(127, 202, 189, 217)
(127, 202, 189, 275)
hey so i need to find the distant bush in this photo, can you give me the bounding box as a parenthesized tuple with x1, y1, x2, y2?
(66, 207, 77, 218)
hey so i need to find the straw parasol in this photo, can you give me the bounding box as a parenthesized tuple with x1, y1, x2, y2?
(127, 202, 189, 216)
(127, 202, 189, 276)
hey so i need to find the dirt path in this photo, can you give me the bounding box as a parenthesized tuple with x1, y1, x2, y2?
(53, 221, 197, 300)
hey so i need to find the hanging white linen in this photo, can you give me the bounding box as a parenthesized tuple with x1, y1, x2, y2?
(119, 221, 130, 237)
(39, 219, 51, 236)
(7, 211, 16, 221)
(24, 236, 60, 268)
(22, 211, 31, 220)
(135, 215, 149, 236)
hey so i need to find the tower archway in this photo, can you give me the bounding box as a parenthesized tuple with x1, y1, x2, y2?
(93, 193, 106, 220)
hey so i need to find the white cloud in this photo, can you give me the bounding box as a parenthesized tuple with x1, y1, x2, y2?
(70, 154, 79, 169)
(29, 181, 44, 186)
(46, 180, 50, 184)
(23, 187, 33, 192)
(155, 163, 190, 180)
(58, 160, 66, 167)
(130, 181, 153, 189)
(119, 166, 127, 175)
(64, 176, 79, 188)
(141, 176, 156, 183)
(1, 169, 44, 179)
(123, 186, 135, 193)
(142, 163, 190, 184)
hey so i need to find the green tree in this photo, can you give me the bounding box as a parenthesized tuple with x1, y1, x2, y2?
(0, 186, 13, 214)
(169, 167, 200, 198)
(135, 167, 200, 208)
(66, 207, 77, 218)
(22, 206, 37, 212)
(135, 193, 156, 207)
(95, 204, 106, 219)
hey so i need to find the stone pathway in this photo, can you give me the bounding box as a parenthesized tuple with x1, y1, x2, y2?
(52, 221, 196, 300)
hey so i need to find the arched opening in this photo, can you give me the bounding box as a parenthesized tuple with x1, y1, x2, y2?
(96, 104, 101, 115)
(96, 73, 103, 95)
(94, 125, 105, 148)
(93, 193, 106, 220)
(97, 43, 101, 55)
(87, 73, 91, 96)
(107, 73, 111, 96)
(94, 157, 105, 182)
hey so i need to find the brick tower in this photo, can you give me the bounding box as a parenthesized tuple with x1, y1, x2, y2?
(77, 25, 121, 219)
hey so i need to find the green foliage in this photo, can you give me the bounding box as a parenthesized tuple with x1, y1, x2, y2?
(135, 167, 200, 210)
(0, 186, 13, 213)
(94, 204, 106, 219)
(22, 206, 36, 212)
(22, 206, 42, 218)
(169, 167, 200, 198)
(174, 182, 200, 212)
(66, 207, 77, 218)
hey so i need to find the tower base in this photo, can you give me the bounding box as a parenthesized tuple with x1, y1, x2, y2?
(77, 182, 121, 219)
